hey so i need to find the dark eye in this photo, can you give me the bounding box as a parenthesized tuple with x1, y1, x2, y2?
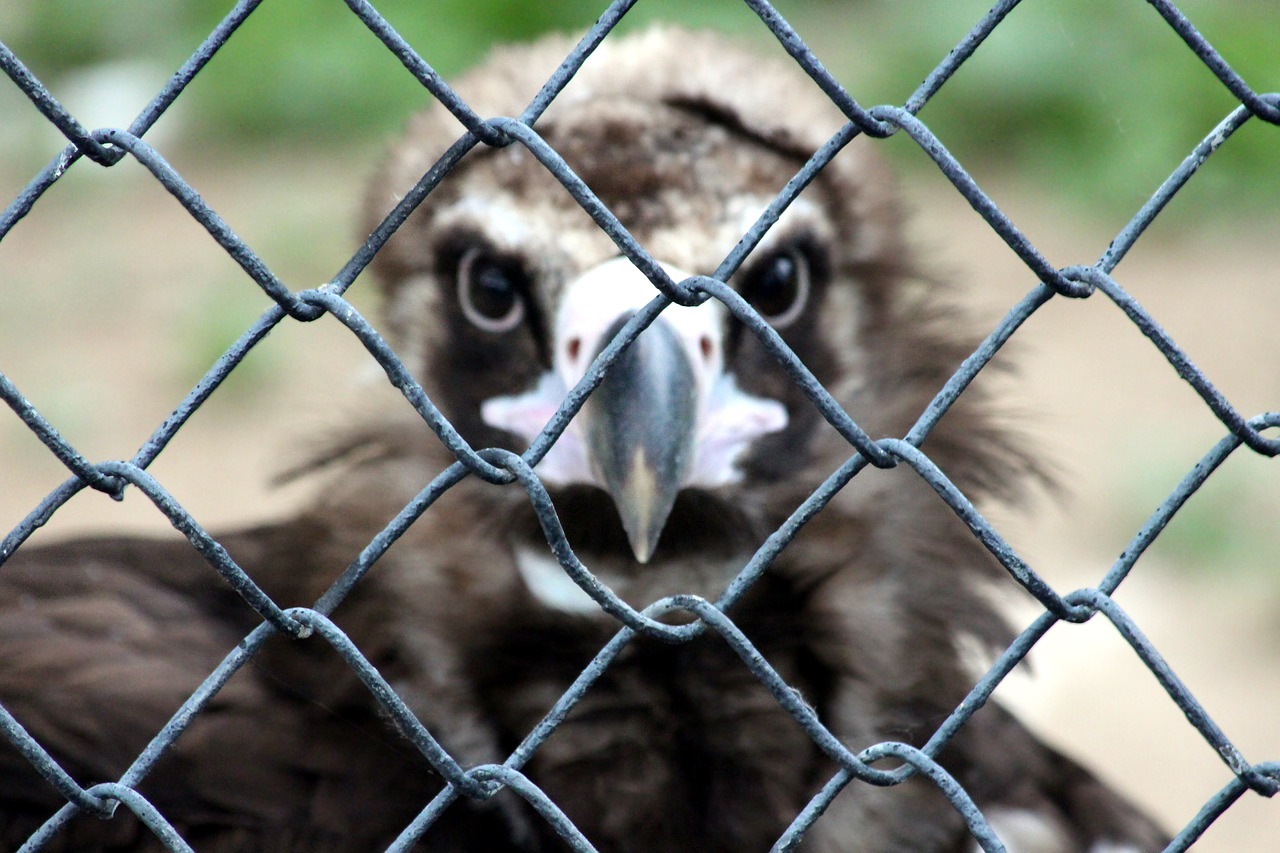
(456, 246, 526, 333)
(740, 246, 811, 328)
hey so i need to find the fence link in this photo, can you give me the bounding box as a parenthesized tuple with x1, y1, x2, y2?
(1, 0, 1277, 850)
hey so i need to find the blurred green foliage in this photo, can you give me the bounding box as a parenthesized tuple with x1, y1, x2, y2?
(1118, 443, 1277, 579)
(1, 0, 1277, 221)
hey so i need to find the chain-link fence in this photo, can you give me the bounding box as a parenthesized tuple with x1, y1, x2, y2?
(1, 1, 1277, 850)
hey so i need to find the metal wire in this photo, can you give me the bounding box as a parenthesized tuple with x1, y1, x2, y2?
(1, 1, 1277, 850)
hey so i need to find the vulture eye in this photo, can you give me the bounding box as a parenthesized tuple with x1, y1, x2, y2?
(740, 246, 811, 328)
(457, 246, 527, 333)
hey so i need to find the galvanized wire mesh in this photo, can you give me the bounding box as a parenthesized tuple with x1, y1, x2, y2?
(1, 1, 1277, 851)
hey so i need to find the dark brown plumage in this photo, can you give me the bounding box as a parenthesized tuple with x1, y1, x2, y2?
(0, 27, 1167, 852)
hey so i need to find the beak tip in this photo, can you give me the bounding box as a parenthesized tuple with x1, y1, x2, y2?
(612, 449, 677, 565)
(622, 516, 662, 564)
(630, 538, 655, 565)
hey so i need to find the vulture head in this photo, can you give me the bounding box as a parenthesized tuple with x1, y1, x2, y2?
(364, 28, 987, 610)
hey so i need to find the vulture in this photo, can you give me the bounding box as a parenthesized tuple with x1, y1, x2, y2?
(0, 26, 1169, 853)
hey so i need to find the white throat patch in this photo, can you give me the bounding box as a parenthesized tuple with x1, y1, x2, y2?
(514, 547, 600, 614)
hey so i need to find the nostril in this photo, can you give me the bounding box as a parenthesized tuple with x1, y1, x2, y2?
(567, 337, 581, 363)
(699, 335, 713, 362)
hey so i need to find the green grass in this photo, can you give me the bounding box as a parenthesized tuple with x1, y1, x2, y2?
(3, 1, 1276, 225)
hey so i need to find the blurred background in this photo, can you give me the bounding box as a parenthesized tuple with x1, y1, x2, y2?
(1, 1, 1277, 849)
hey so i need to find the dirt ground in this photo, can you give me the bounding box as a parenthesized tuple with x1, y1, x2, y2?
(0, 145, 1276, 849)
(904, 177, 1280, 849)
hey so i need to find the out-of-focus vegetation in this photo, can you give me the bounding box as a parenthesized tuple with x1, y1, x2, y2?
(1, 1, 1276, 223)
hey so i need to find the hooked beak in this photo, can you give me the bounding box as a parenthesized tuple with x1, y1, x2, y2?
(481, 257, 788, 563)
(583, 312, 696, 563)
